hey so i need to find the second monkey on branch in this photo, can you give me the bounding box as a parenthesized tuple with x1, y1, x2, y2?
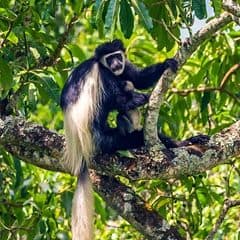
(60, 39, 178, 240)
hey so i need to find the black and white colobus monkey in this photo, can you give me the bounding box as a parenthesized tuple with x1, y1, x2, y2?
(60, 39, 178, 240)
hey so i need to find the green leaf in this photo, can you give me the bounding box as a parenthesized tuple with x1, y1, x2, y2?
(0, 58, 14, 91)
(61, 191, 73, 217)
(133, 0, 153, 31)
(153, 196, 171, 208)
(34, 193, 47, 208)
(96, 0, 106, 37)
(201, 91, 210, 112)
(144, 0, 179, 50)
(200, 91, 210, 124)
(152, 23, 172, 50)
(13, 158, 23, 189)
(104, 0, 119, 32)
(211, 0, 222, 16)
(196, 188, 210, 206)
(8, 31, 19, 44)
(68, 44, 86, 61)
(48, 218, 57, 232)
(70, 0, 83, 13)
(224, 33, 235, 55)
(117, 150, 135, 158)
(192, 0, 207, 19)
(181, 176, 194, 192)
(211, 191, 224, 203)
(41, 77, 60, 104)
(32, 73, 60, 104)
(120, 0, 134, 38)
(0, 7, 17, 20)
(94, 193, 108, 223)
(33, 234, 44, 240)
(56, 232, 69, 240)
(167, 0, 178, 18)
(39, 220, 47, 233)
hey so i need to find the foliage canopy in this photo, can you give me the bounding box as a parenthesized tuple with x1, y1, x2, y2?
(0, 0, 240, 239)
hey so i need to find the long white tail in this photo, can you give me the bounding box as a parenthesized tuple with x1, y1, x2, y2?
(64, 63, 103, 176)
(63, 63, 103, 239)
(72, 170, 94, 240)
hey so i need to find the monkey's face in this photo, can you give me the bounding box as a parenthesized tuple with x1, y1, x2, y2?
(100, 50, 125, 76)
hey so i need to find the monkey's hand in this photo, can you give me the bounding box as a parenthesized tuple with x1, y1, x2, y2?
(165, 58, 178, 73)
(132, 92, 149, 105)
(184, 134, 210, 145)
(123, 93, 149, 111)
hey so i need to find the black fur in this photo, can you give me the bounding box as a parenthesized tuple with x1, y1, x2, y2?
(116, 81, 149, 113)
(60, 39, 178, 153)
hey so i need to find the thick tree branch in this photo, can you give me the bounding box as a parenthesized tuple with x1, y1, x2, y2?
(144, 11, 234, 147)
(1, 117, 239, 238)
(92, 173, 183, 240)
(0, 117, 183, 239)
(0, 116, 239, 181)
(223, 0, 240, 18)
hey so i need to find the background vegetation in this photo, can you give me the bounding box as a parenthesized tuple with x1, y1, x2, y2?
(0, 0, 239, 239)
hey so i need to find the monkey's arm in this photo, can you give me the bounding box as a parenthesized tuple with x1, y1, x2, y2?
(116, 93, 149, 112)
(123, 59, 178, 90)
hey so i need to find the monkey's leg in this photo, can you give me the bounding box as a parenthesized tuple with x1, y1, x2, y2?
(158, 132, 210, 148)
(117, 109, 142, 136)
(95, 129, 144, 153)
(117, 113, 133, 135)
(126, 109, 142, 131)
(158, 133, 179, 148)
(96, 128, 209, 154)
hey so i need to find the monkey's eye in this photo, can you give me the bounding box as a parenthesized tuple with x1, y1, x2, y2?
(105, 53, 123, 66)
(113, 53, 123, 60)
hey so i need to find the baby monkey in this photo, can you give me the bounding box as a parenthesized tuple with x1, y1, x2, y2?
(117, 81, 149, 135)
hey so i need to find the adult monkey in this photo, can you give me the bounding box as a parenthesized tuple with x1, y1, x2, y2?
(60, 39, 178, 240)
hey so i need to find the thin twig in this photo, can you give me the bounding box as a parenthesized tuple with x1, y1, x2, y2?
(23, 30, 29, 69)
(0, 219, 31, 232)
(206, 199, 240, 240)
(0, 21, 14, 48)
(170, 86, 219, 95)
(32, 14, 78, 69)
(0, 200, 24, 208)
(220, 63, 240, 88)
(169, 64, 240, 104)
(222, 89, 240, 104)
(152, 18, 181, 43)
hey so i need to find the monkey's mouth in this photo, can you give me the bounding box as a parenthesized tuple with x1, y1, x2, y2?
(113, 66, 124, 76)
